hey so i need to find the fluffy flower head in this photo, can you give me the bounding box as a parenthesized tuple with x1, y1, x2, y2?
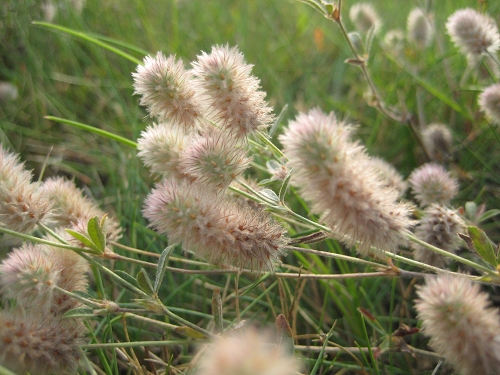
(415, 274, 500, 375)
(279, 108, 413, 258)
(422, 124, 453, 163)
(446, 8, 500, 57)
(349, 3, 382, 34)
(478, 83, 500, 125)
(191, 45, 274, 137)
(0, 145, 52, 234)
(133, 52, 203, 131)
(409, 163, 458, 207)
(407, 8, 434, 48)
(195, 327, 301, 375)
(143, 179, 286, 271)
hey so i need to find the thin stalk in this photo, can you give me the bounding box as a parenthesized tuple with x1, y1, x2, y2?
(125, 313, 179, 331)
(81, 340, 193, 349)
(257, 131, 286, 159)
(52, 285, 101, 308)
(158, 304, 216, 339)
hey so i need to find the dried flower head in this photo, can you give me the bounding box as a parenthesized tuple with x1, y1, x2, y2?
(133, 52, 203, 131)
(0, 145, 52, 234)
(349, 3, 382, 35)
(368, 157, 407, 197)
(137, 122, 191, 178)
(415, 274, 500, 375)
(180, 129, 251, 189)
(143, 179, 286, 271)
(409, 163, 458, 207)
(0, 308, 85, 375)
(279, 108, 413, 258)
(0, 239, 88, 314)
(478, 83, 500, 125)
(40, 177, 121, 242)
(422, 124, 453, 163)
(194, 327, 301, 375)
(191, 45, 274, 137)
(411, 204, 465, 268)
(407, 8, 434, 48)
(446, 8, 500, 58)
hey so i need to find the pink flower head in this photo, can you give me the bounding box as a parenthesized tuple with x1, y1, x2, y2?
(478, 83, 500, 125)
(409, 163, 458, 207)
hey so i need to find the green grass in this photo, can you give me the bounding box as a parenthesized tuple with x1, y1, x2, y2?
(2, 0, 500, 374)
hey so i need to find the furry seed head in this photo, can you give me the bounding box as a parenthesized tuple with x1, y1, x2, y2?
(40, 177, 121, 242)
(415, 274, 500, 375)
(422, 124, 453, 163)
(446, 8, 500, 58)
(0, 308, 85, 375)
(409, 163, 458, 207)
(279, 108, 413, 258)
(0, 145, 52, 234)
(137, 122, 191, 179)
(133, 52, 203, 131)
(478, 83, 500, 125)
(349, 3, 382, 35)
(407, 8, 434, 48)
(411, 204, 465, 268)
(143, 179, 286, 271)
(191, 45, 274, 137)
(180, 129, 251, 189)
(194, 327, 301, 375)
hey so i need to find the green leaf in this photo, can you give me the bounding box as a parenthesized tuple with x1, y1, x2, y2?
(241, 272, 271, 296)
(276, 314, 294, 354)
(154, 245, 176, 293)
(477, 209, 500, 224)
(212, 288, 223, 334)
(174, 326, 208, 339)
(87, 216, 106, 254)
(260, 188, 280, 204)
(114, 270, 141, 293)
(357, 307, 386, 335)
(137, 268, 155, 296)
(45, 116, 138, 148)
(63, 307, 96, 319)
(269, 104, 288, 137)
(65, 229, 100, 253)
(467, 226, 497, 267)
(279, 168, 293, 202)
(299, 0, 327, 15)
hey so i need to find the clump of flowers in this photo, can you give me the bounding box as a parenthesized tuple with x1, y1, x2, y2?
(368, 157, 407, 196)
(415, 274, 500, 375)
(194, 327, 301, 375)
(349, 3, 382, 35)
(446, 8, 500, 59)
(407, 8, 434, 48)
(422, 124, 453, 163)
(132, 52, 203, 131)
(0, 145, 52, 235)
(191, 44, 274, 138)
(408, 163, 458, 207)
(478, 83, 500, 125)
(279, 108, 413, 258)
(411, 205, 465, 268)
(143, 178, 286, 270)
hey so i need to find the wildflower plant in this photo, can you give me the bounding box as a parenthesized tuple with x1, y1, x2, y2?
(3, 1, 500, 374)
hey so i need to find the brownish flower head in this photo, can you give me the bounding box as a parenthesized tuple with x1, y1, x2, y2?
(0, 145, 52, 234)
(191, 45, 274, 137)
(194, 327, 301, 375)
(133, 52, 203, 131)
(40, 177, 121, 242)
(411, 204, 465, 268)
(143, 178, 286, 271)
(279, 108, 413, 258)
(422, 124, 453, 163)
(416, 274, 500, 375)
(0, 308, 85, 375)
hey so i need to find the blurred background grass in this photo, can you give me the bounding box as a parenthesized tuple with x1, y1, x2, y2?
(1, 0, 500, 373)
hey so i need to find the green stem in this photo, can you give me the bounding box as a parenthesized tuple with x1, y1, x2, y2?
(159, 304, 216, 338)
(257, 131, 286, 159)
(81, 340, 193, 349)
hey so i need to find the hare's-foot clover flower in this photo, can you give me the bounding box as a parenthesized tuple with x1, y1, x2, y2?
(194, 327, 301, 375)
(368, 157, 407, 197)
(446, 8, 500, 59)
(416, 274, 500, 375)
(0, 145, 52, 234)
(279, 108, 413, 258)
(133, 52, 203, 131)
(407, 8, 434, 48)
(411, 205, 465, 268)
(422, 124, 453, 163)
(349, 3, 382, 35)
(191, 45, 274, 137)
(409, 163, 458, 207)
(478, 83, 500, 125)
(143, 178, 286, 271)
